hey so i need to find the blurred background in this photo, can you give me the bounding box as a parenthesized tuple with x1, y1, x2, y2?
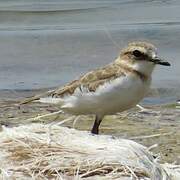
(0, 0, 180, 104)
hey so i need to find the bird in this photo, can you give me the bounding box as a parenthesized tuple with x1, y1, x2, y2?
(20, 41, 170, 134)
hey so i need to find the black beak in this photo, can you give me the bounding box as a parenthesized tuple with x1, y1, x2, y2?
(151, 57, 171, 66)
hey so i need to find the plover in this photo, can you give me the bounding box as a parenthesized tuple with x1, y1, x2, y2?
(21, 41, 170, 134)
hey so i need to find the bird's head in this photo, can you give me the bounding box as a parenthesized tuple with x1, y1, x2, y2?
(116, 41, 170, 76)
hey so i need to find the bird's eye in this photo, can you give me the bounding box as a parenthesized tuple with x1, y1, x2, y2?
(133, 50, 142, 57)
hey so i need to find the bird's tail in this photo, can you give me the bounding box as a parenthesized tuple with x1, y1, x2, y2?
(36, 97, 63, 104)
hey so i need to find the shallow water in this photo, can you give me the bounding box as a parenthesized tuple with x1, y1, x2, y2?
(0, 0, 180, 104)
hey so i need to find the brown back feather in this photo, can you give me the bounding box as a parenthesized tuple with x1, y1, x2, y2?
(20, 63, 125, 104)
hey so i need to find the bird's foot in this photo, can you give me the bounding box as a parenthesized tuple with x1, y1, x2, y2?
(91, 130, 99, 135)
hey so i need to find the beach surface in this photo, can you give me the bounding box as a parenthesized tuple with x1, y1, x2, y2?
(0, 95, 179, 163)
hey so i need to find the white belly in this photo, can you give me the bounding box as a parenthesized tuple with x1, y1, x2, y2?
(61, 75, 151, 116)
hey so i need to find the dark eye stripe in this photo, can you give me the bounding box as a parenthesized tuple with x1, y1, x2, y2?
(133, 50, 142, 57)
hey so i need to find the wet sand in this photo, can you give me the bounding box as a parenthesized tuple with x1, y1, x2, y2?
(0, 94, 179, 164)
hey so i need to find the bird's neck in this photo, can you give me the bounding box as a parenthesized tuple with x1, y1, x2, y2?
(115, 59, 154, 81)
(131, 61, 155, 77)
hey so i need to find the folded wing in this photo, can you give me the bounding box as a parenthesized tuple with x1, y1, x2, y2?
(20, 63, 125, 105)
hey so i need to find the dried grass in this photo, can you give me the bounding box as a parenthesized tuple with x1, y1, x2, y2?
(0, 123, 179, 180)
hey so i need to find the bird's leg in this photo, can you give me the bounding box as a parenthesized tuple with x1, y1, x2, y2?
(91, 115, 103, 135)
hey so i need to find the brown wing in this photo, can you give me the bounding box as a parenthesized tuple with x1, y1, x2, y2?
(20, 63, 125, 104)
(51, 63, 124, 96)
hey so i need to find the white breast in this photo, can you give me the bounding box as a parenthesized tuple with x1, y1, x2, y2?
(61, 74, 151, 116)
